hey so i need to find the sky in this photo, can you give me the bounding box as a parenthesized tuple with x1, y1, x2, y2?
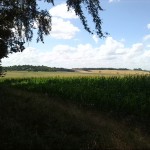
(2, 0, 150, 70)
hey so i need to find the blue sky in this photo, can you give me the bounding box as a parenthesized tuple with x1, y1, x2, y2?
(2, 0, 150, 70)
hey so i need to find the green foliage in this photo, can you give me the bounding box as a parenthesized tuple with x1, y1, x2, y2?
(3, 65, 75, 72)
(1, 75, 150, 119)
(0, 0, 105, 59)
(0, 0, 52, 58)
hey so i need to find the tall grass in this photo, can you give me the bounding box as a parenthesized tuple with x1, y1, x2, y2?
(1, 75, 150, 119)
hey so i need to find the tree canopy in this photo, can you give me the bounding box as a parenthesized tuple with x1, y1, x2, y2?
(0, 0, 105, 59)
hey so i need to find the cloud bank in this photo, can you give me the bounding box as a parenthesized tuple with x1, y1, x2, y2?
(2, 37, 150, 70)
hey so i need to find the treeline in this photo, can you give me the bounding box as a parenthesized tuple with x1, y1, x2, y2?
(74, 68, 149, 71)
(3, 65, 75, 72)
(74, 68, 130, 71)
(2, 66, 148, 72)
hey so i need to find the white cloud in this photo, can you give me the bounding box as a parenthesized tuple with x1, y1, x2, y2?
(125, 43, 144, 59)
(2, 37, 150, 70)
(49, 3, 78, 19)
(120, 38, 126, 43)
(92, 35, 99, 43)
(147, 23, 150, 29)
(147, 45, 150, 48)
(109, 0, 120, 3)
(143, 34, 150, 41)
(50, 17, 80, 39)
(48, 3, 80, 40)
(99, 37, 125, 55)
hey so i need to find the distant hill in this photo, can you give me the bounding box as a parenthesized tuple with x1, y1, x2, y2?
(3, 65, 75, 72)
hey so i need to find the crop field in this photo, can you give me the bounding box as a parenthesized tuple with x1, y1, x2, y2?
(3, 69, 150, 78)
(1, 75, 150, 118)
(3, 71, 99, 78)
(87, 69, 150, 76)
(0, 72, 150, 149)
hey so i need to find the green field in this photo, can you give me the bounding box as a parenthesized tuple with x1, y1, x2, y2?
(0, 71, 150, 149)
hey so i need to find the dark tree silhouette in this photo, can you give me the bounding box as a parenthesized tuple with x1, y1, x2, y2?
(0, 0, 105, 60)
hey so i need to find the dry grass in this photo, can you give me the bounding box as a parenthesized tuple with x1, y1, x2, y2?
(86, 69, 149, 75)
(3, 71, 98, 78)
(77, 69, 150, 76)
(3, 70, 150, 79)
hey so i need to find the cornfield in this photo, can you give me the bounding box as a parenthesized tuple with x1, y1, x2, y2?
(1, 75, 150, 119)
